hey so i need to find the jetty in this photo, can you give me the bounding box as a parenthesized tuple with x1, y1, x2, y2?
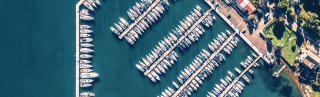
(143, 8, 213, 76)
(273, 65, 286, 78)
(171, 33, 236, 97)
(118, 0, 162, 39)
(218, 56, 261, 97)
(204, 0, 274, 64)
(75, 0, 85, 97)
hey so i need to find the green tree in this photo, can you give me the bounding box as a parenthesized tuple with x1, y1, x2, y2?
(277, 0, 290, 11)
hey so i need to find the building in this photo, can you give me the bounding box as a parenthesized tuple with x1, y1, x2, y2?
(236, 0, 257, 15)
(299, 51, 320, 80)
(302, 51, 320, 72)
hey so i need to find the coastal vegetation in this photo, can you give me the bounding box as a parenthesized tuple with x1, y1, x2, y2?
(264, 19, 300, 65)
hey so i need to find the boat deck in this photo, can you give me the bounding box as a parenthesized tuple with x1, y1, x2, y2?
(171, 33, 236, 97)
(118, 0, 162, 39)
(218, 56, 261, 97)
(143, 8, 213, 76)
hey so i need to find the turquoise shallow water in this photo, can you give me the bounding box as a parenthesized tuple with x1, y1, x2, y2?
(0, 0, 301, 97)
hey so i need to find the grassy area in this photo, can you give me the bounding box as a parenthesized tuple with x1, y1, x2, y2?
(310, 92, 320, 97)
(264, 22, 301, 64)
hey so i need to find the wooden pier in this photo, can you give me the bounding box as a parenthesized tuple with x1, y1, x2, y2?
(143, 8, 213, 76)
(204, 0, 274, 64)
(118, 0, 162, 39)
(172, 33, 236, 97)
(218, 56, 261, 97)
(75, 0, 85, 97)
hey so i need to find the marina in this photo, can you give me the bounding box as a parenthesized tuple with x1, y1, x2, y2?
(73, 0, 301, 97)
(143, 8, 213, 77)
(0, 0, 307, 97)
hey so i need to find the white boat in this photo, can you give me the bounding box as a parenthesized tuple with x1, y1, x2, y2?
(83, 1, 95, 11)
(110, 27, 120, 35)
(87, 0, 97, 8)
(81, 43, 94, 47)
(151, 71, 160, 81)
(152, 9, 161, 17)
(80, 38, 93, 42)
(119, 17, 129, 26)
(80, 9, 90, 16)
(80, 29, 93, 34)
(127, 11, 135, 21)
(80, 15, 94, 20)
(80, 79, 94, 83)
(80, 48, 94, 53)
(80, 64, 92, 69)
(80, 72, 99, 78)
(92, 0, 101, 5)
(114, 23, 123, 32)
(80, 92, 95, 97)
(147, 74, 156, 82)
(235, 68, 241, 74)
(136, 64, 145, 72)
(80, 68, 93, 73)
(119, 22, 127, 29)
(80, 34, 91, 38)
(80, 54, 92, 58)
(80, 60, 91, 64)
(80, 83, 92, 87)
(80, 25, 91, 29)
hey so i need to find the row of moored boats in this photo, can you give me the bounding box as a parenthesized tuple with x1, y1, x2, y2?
(110, 0, 170, 45)
(207, 71, 245, 97)
(80, 0, 100, 21)
(136, 5, 216, 83)
(79, 0, 101, 97)
(159, 31, 238, 97)
(207, 53, 260, 97)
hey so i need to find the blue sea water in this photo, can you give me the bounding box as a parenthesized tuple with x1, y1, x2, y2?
(0, 0, 301, 97)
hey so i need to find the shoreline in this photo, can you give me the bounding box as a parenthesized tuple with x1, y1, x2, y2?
(282, 65, 306, 97)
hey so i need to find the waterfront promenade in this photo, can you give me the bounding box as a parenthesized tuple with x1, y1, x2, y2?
(204, 0, 274, 64)
(75, 0, 85, 97)
(143, 8, 213, 76)
(118, 0, 162, 39)
(172, 33, 236, 97)
(218, 56, 261, 97)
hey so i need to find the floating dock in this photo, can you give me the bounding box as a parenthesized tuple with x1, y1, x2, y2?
(171, 33, 236, 97)
(75, 0, 85, 97)
(118, 0, 162, 39)
(218, 56, 261, 97)
(143, 8, 213, 76)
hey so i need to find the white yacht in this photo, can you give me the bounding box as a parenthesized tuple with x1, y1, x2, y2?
(119, 17, 129, 26)
(80, 68, 93, 73)
(80, 48, 94, 53)
(80, 64, 92, 69)
(80, 54, 92, 58)
(83, 1, 95, 11)
(80, 83, 92, 87)
(80, 72, 99, 78)
(80, 15, 94, 20)
(80, 38, 93, 43)
(87, 0, 97, 8)
(80, 79, 94, 83)
(80, 60, 91, 64)
(80, 92, 95, 97)
(80, 29, 93, 34)
(80, 34, 91, 38)
(80, 25, 91, 29)
(92, 0, 101, 5)
(81, 43, 94, 47)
